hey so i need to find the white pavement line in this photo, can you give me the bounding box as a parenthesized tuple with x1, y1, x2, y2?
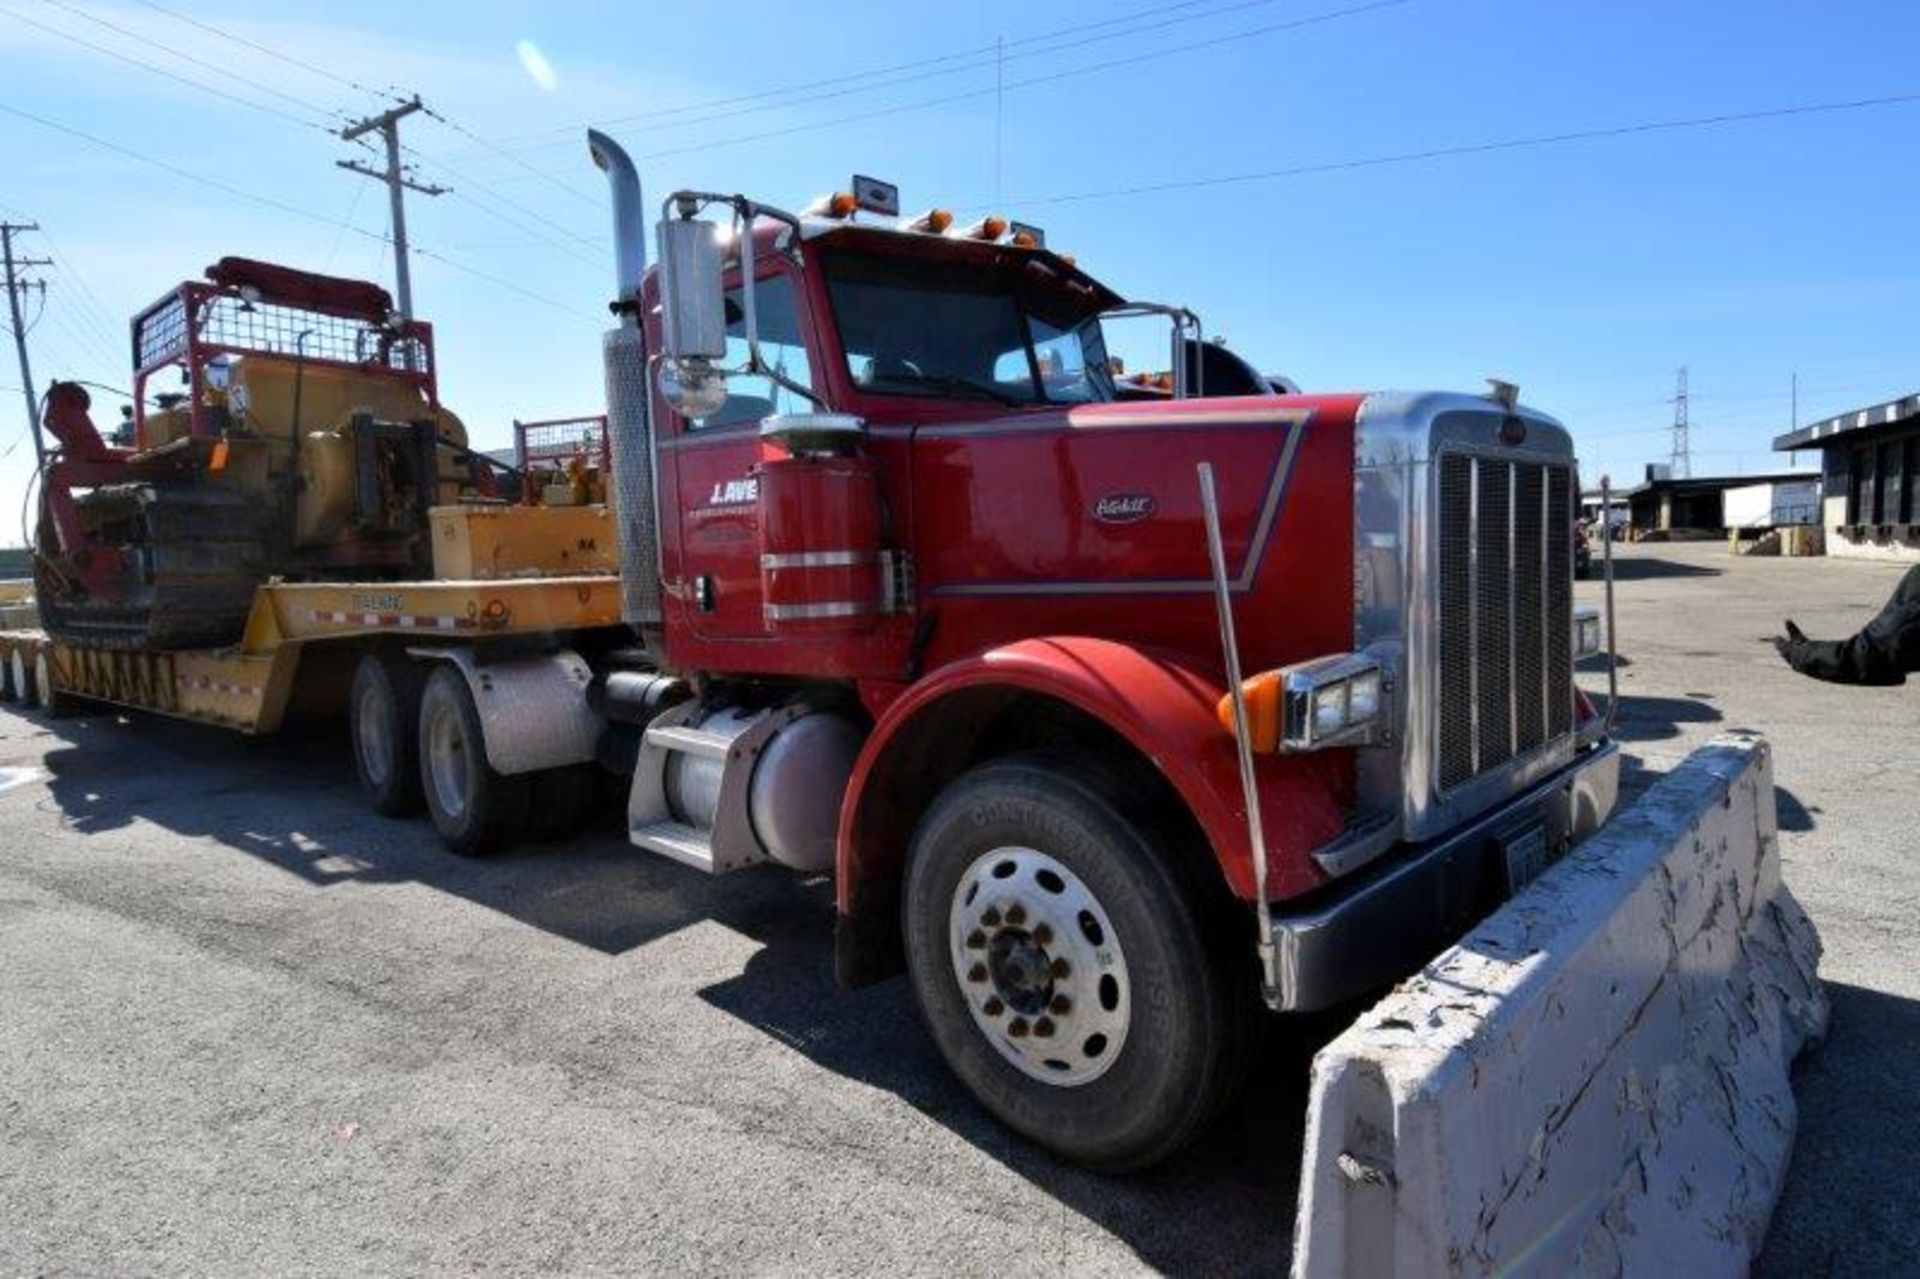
(1293, 735, 1828, 1279)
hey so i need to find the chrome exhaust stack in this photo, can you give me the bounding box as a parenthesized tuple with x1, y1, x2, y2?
(588, 129, 663, 632)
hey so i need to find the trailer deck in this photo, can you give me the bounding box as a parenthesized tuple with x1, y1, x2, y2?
(1, 573, 622, 730)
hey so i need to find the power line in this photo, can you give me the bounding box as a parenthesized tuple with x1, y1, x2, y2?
(628, 0, 1408, 166)
(486, 0, 1295, 154)
(990, 88, 1920, 208)
(129, 0, 394, 103)
(2, 5, 332, 133)
(0, 100, 602, 324)
(483, 0, 1315, 158)
(40, 0, 345, 126)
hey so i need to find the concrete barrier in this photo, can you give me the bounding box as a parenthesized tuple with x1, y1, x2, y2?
(1293, 736, 1827, 1278)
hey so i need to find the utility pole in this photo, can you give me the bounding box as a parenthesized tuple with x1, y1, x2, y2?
(1668, 365, 1691, 479)
(1, 221, 51, 470)
(336, 97, 447, 323)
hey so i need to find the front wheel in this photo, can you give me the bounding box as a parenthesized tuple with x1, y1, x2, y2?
(903, 752, 1254, 1171)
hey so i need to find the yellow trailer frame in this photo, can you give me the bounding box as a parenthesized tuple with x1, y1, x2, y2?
(0, 574, 622, 732)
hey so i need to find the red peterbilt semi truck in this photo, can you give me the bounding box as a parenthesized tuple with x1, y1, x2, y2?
(379, 132, 1626, 1171)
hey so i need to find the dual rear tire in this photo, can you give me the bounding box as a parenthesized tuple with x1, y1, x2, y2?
(349, 654, 597, 856)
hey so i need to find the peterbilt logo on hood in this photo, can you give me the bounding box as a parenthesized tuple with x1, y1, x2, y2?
(1092, 493, 1156, 524)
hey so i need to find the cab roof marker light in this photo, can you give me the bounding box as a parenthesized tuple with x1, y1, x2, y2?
(953, 215, 1007, 241)
(805, 191, 858, 219)
(1008, 221, 1046, 249)
(905, 207, 953, 234)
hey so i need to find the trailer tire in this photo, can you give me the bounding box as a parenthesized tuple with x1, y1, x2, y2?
(33, 649, 73, 718)
(9, 650, 32, 706)
(351, 653, 427, 817)
(902, 750, 1254, 1172)
(0, 649, 15, 702)
(418, 665, 529, 856)
(528, 763, 599, 841)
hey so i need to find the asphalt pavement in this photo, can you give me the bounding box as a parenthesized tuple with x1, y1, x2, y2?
(0, 541, 1912, 1275)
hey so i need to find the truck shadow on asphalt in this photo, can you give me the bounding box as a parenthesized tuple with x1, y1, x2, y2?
(1586, 695, 1816, 830)
(1598, 555, 1724, 580)
(25, 706, 1328, 1274)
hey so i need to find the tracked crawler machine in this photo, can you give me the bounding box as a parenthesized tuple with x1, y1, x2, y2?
(32, 258, 501, 649)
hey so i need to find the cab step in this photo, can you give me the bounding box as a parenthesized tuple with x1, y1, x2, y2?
(642, 723, 732, 761)
(629, 819, 719, 872)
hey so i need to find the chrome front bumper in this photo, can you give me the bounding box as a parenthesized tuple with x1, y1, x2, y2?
(1263, 739, 1621, 1013)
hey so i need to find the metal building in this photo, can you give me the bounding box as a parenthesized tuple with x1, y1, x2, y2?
(1772, 391, 1920, 561)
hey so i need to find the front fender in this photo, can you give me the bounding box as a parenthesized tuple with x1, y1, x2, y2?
(839, 635, 1348, 908)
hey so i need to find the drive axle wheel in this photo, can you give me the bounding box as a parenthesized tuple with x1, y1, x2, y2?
(904, 751, 1254, 1171)
(418, 665, 529, 856)
(350, 653, 427, 817)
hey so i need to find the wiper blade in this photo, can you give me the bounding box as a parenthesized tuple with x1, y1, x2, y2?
(872, 371, 1022, 407)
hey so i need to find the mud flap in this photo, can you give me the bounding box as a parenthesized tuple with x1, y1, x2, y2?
(1293, 735, 1827, 1278)
(406, 646, 599, 776)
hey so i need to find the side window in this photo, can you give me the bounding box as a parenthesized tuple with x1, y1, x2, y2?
(694, 271, 814, 430)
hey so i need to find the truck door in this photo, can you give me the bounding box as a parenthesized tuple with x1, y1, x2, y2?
(666, 263, 820, 642)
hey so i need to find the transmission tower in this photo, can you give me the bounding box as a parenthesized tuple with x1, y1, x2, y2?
(1668, 366, 1691, 479)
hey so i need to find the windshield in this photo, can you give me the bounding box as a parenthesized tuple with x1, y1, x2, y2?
(821, 248, 1115, 407)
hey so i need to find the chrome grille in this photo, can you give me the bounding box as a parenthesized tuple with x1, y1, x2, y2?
(1436, 452, 1575, 792)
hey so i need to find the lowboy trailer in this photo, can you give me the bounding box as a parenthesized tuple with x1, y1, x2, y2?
(5, 129, 1627, 1173)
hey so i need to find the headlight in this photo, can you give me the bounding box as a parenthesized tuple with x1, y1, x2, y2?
(1216, 653, 1389, 753)
(1574, 605, 1604, 658)
(1311, 684, 1349, 737)
(1346, 669, 1383, 722)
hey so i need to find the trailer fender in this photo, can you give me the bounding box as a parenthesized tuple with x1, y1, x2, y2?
(834, 636, 1346, 986)
(405, 646, 598, 776)
(1293, 735, 1827, 1278)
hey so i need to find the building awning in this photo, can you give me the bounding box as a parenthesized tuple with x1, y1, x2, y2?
(1773, 392, 1920, 452)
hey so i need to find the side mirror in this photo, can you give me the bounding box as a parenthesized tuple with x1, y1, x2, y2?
(655, 215, 730, 419)
(657, 217, 726, 362)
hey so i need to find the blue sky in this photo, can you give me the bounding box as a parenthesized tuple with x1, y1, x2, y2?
(2, 0, 1915, 541)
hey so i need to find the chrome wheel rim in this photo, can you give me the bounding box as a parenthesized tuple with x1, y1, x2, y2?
(423, 696, 472, 819)
(355, 681, 393, 787)
(948, 846, 1130, 1087)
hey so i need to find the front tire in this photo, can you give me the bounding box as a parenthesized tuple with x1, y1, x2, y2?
(417, 665, 529, 856)
(903, 751, 1253, 1171)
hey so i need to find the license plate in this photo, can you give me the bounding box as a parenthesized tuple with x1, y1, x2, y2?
(1500, 821, 1552, 895)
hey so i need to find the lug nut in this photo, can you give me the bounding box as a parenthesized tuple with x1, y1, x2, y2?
(1049, 995, 1072, 1015)
(983, 997, 1004, 1017)
(965, 929, 987, 950)
(1050, 958, 1072, 979)
(1008, 1017, 1030, 1038)
(1032, 923, 1053, 946)
(1005, 904, 1027, 926)
(1033, 1017, 1055, 1038)
(967, 963, 988, 983)
(981, 907, 1002, 927)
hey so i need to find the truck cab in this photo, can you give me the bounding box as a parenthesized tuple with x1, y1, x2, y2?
(586, 134, 1621, 1170)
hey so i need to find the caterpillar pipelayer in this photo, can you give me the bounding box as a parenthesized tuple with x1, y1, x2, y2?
(32, 257, 506, 649)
